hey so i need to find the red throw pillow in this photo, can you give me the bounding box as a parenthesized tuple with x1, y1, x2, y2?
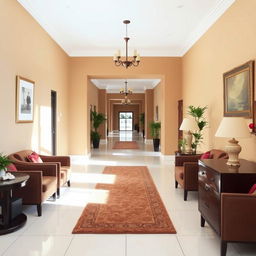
(7, 163, 17, 172)
(27, 152, 43, 163)
(248, 184, 256, 194)
(201, 151, 211, 159)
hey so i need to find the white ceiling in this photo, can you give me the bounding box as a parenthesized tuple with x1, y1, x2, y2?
(17, 0, 235, 57)
(91, 79, 160, 93)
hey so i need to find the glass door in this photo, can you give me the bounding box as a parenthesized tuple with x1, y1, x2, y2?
(119, 112, 133, 131)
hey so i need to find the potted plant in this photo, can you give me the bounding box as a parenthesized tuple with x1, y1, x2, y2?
(178, 138, 187, 154)
(91, 110, 106, 149)
(0, 153, 11, 179)
(188, 105, 208, 153)
(150, 121, 161, 152)
(139, 113, 145, 138)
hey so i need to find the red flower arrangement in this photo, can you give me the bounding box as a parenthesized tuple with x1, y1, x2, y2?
(249, 123, 255, 129)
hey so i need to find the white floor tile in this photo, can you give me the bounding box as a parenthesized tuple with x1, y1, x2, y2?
(177, 235, 240, 256)
(0, 235, 19, 255)
(65, 235, 125, 256)
(127, 234, 184, 256)
(3, 235, 72, 256)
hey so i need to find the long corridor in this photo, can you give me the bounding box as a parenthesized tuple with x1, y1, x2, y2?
(1, 131, 255, 256)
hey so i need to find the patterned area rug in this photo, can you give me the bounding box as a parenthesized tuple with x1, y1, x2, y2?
(72, 166, 176, 234)
(112, 141, 139, 149)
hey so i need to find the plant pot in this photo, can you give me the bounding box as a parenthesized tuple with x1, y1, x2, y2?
(142, 129, 145, 138)
(0, 169, 6, 179)
(92, 138, 100, 149)
(153, 138, 160, 152)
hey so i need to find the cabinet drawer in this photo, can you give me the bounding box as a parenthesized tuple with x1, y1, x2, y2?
(198, 182, 220, 235)
(198, 166, 220, 193)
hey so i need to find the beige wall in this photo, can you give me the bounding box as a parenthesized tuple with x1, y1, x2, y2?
(153, 83, 162, 122)
(0, 0, 69, 155)
(182, 0, 256, 161)
(112, 105, 140, 130)
(69, 58, 182, 155)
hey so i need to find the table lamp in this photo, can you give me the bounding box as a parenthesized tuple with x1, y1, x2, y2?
(215, 117, 250, 166)
(179, 118, 198, 154)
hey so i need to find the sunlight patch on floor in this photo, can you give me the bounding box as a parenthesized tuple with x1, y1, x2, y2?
(71, 173, 116, 184)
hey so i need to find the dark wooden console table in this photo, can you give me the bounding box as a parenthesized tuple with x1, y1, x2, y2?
(0, 173, 29, 235)
(198, 159, 256, 256)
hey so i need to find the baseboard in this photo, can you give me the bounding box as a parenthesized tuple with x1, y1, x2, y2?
(100, 139, 107, 144)
(144, 139, 153, 144)
(160, 154, 175, 161)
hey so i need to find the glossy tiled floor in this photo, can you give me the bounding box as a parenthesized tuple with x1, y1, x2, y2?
(1, 131, 256, 256)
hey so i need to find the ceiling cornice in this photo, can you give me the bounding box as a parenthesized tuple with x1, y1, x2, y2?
(180, 0, 235, 56)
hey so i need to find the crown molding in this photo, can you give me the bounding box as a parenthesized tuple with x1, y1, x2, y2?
(180, 0, 235, 56)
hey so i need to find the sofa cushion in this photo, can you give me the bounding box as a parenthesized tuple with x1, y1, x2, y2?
(249, 184, 256, 194)
(27, 152, 43, 163)
(201, 151, 211, 159)
(7, 163, 17, 172)
(42, 176, 56, 193)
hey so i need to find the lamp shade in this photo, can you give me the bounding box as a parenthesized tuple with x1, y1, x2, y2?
(179, 118, 198, 131)
(215, 117, 250, 138)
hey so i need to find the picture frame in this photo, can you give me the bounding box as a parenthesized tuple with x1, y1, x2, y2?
(223, 60, 254, 118)
(16, 76, 35, 123)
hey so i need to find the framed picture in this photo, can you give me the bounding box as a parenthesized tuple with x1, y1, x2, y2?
(223, 60, 254, 118)
(16, 76, 35, 123)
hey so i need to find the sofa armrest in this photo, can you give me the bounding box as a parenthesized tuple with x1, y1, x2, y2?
(183, 162, 199, 190)
(40, 155, 70, 166)
(14, 162, 57, 177)
(221, 193, 256, 242)
(12, 170, 43, 203)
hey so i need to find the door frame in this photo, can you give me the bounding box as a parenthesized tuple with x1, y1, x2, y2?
(118, 111, 134, 131)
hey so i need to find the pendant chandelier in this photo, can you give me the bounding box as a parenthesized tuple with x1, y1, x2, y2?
(121, 96, 131, 105)
(120, 80, 132, 95)
(113, 20, 140, 69)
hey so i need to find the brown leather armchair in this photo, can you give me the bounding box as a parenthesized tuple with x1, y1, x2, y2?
(8, 150, 71, 197)
(10, 167, 57, 216)
(220, 193, 256, 256)
(175, 149, 228, 200)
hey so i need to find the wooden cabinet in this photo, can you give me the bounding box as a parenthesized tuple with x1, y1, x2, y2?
(198, 159, 256, 235)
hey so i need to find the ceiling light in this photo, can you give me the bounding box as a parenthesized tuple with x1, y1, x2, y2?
(113, 20, 140, 69)
(120, 80, 132, 95)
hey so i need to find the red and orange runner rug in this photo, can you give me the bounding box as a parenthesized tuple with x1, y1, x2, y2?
(73, 166, 176, 234)
(112, 141, 139, 149)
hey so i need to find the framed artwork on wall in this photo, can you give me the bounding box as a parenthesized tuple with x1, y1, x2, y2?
(16, 76, 35, 123)
(223, 60, 254, 118)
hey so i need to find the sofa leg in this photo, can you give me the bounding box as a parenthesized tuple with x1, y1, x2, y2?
(201, 215, 205, 227)
(175, 181, 178, 188)
(221, 241, 227, 256)
(37, 204, 42, 217)
(67, 180, 71, 187)
(52, 193, 56, 200)
(57, 188, 60, 198)
(184, 190, 188, 201)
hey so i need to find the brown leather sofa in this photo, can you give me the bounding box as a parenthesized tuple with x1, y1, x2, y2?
(11, 167, 57, 216)
(220, 193, 256, 256)
(8, 150, 71, 197)
(175, 149, 228, 201)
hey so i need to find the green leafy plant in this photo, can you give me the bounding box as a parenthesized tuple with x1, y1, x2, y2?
(0, 153, 11, 170)
(91, 110, 106, 144)
(139, 113, 145, 127)
(188, 105, 207, 152)
(149, 121, 161, 139)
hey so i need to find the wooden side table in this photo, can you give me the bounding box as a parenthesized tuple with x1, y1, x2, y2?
(0, 173, 29, 235)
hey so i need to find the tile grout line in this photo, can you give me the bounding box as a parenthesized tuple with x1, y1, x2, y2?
(125, 235, 127, 256)
(64, 235, 75, 256)
(175, 235, 186, 256)
(1, 235, 21, 256)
